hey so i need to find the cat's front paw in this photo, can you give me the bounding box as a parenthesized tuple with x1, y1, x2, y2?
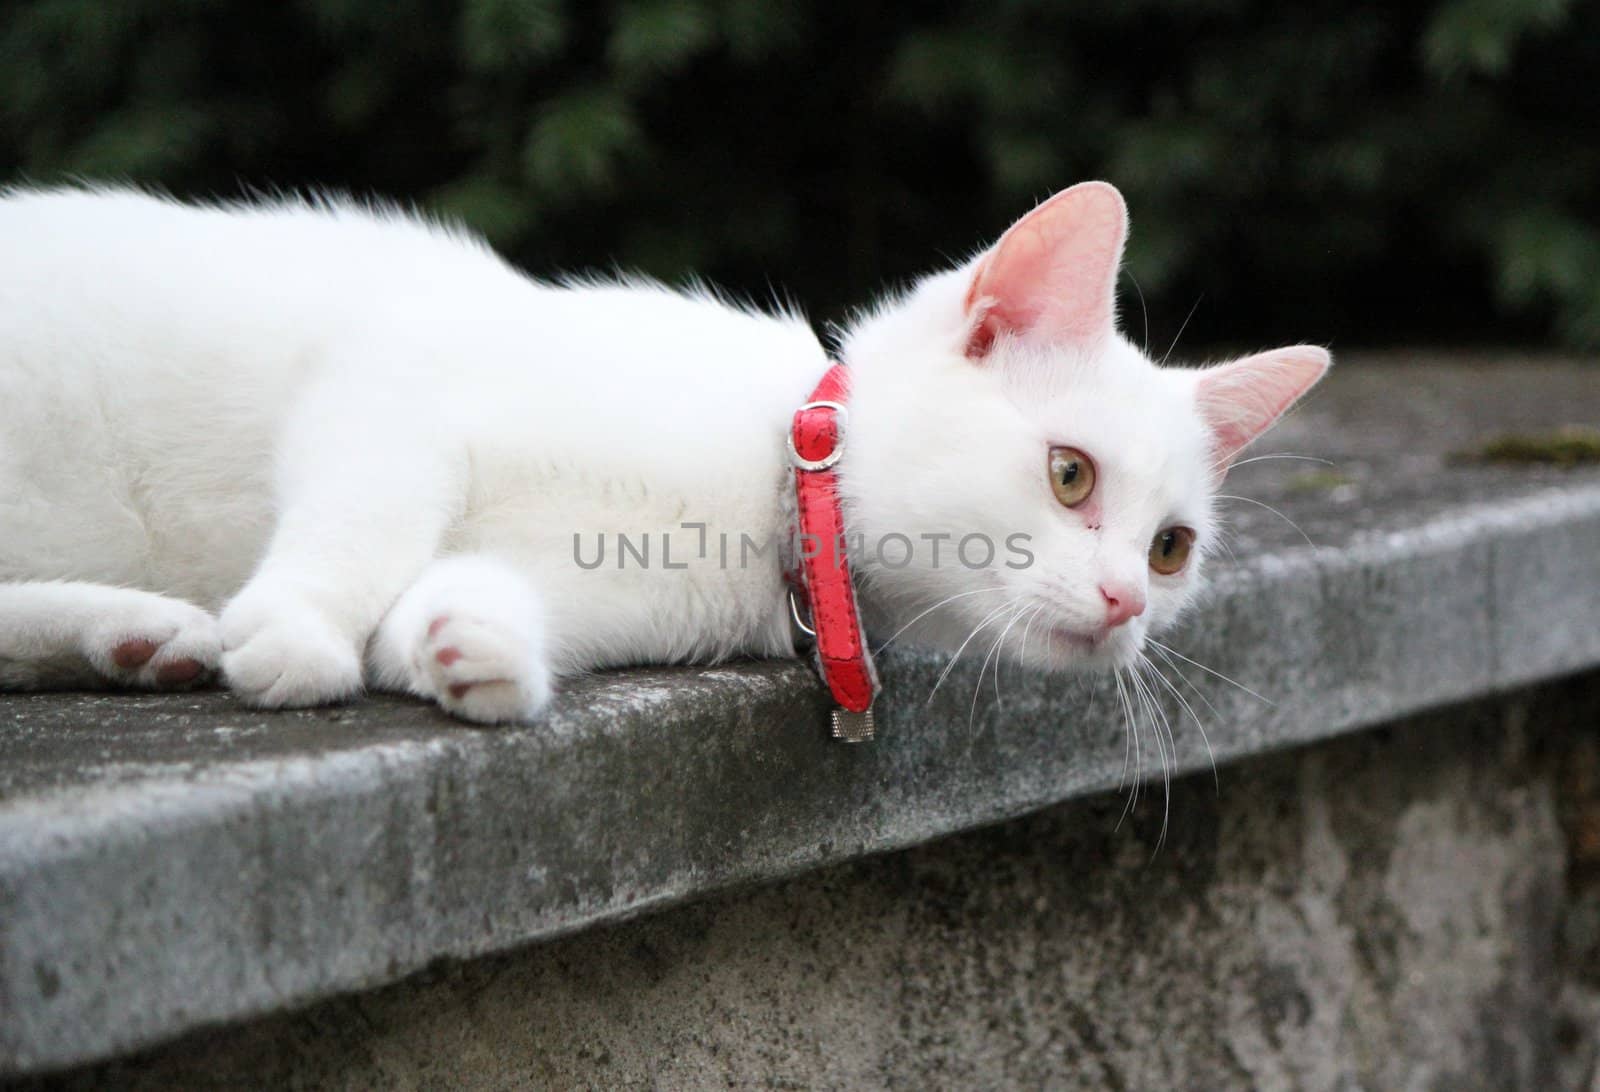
(417, 613, 551, 724)
(220, 588, 363, 709)
(86, 595, 221, 690)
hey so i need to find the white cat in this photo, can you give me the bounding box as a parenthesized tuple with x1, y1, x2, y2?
(0, 181, 1326, 724)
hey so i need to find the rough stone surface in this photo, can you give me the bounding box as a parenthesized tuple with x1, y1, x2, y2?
(2, 357, 1599, 1076)
(16, 674, 1600, 1090)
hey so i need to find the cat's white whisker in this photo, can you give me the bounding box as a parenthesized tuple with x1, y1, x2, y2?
(1138, 658, 1177, 783)
(1017, 605, 1042, 673)
(1136, 655, 1174, 755)
(968, 603, 1024, 731)
(1207, 519, 1241, 564)
(1112, 671, 1141, 831)
(926, 599, 1019, 706)
(1128, 661, 1172, 849)
(1125, 270, 1151, 356)
(975, 603, 1031, 720)
(1225, 453, 1334, 470)
(1003, 605, 1047, 706)
(1143, 648, 1220, 793)
(1159, 293, 1203, 367)
(1148, 641, 1226, 726)
(1147, 639, 1273, 706)
(872, 585, 1011, 653)
(1147, 664, 1182, 852)
(1214, 493, 1317, 550)
(1121, 668, 1150, 824)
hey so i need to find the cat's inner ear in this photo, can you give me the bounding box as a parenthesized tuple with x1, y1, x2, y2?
(964, 181, 1128, 358)
(1195, 346, 1331, 473)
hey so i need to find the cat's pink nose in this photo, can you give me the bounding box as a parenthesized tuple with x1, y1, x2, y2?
(1100, 583, 1146, 629)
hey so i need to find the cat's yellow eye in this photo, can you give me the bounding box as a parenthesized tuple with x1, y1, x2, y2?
(1149, 526, 1196, 575)
(1047, 446, 1096, 507)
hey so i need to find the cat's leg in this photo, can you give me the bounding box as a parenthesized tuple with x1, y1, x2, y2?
(367, 555, 551, 724)
(0, 581, 220, 690)
(219, 377, 463, 709)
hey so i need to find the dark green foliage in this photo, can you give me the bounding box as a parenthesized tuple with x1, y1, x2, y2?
(3, 0, 1597, 350)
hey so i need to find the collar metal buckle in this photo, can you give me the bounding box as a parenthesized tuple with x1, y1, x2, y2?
(787, 400, 849, 472)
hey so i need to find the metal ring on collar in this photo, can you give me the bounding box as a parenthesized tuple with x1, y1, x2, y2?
(787, 400, 849, 471)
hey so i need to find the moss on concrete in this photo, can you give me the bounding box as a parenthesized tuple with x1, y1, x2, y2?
(1460, 426, 1600, 467)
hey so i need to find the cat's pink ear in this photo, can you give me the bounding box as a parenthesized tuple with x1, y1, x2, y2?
(965, 181, 1127, 358)
(1195, 346, 1330, 470)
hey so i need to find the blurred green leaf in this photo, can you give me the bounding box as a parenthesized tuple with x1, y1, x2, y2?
(1423, 0, 1570, 79)
(1494, 210, 1600, 347)
(323, 59, 390, 129)
(429, 174, 538, 243)
(62, 106, 213, 178)
(2, 0, 1598, 349)
(521, 88, 641, 195)
(716, 0, 803, 62)
(608, 0, 713, 80)
(459, 0, 566, 73)
(885, 29, 1057, 115)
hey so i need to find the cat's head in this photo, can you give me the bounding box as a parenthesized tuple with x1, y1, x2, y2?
(838, 181, 1328, 671)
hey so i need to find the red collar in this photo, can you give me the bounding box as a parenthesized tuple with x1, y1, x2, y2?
(788, 362, 880, 742)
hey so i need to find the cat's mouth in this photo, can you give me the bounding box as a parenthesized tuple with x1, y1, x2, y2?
(1041, 626, 1104, 654)
(1040, 623, 1140, 668)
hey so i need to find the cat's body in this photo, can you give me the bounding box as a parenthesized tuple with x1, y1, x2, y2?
(2, 189, 813, 694)
(0, 181, 1328, 722)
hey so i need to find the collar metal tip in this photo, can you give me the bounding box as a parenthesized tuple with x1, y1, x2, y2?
(830, 706, 876, 743)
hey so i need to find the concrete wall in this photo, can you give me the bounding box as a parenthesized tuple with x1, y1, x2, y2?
(22, 671, 1599, 1091)
(8, 360, 1600, 1078)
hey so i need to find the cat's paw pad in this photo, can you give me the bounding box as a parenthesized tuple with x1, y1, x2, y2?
(417, 613, 550, 724)
(220, 590, 362, 709)
(87, 599, 221, 690)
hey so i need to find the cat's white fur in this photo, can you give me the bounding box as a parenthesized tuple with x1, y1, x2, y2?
(0, 181, 1327, 722)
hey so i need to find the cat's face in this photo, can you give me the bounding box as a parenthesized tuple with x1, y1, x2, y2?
(840, 182, 1327, 671)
